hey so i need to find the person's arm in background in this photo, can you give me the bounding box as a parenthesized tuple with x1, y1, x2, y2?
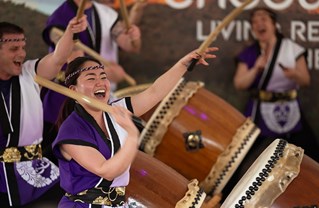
(234, 53, 268, 90)
(112, 21, 141, 53)
(234, 62, 262, 90)
(129, 0, 148, 25)
(279, 55, 310, 87)
(37, 15, 87, 80)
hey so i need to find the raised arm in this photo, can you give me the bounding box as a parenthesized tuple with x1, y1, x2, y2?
(112, 21, 141, 53)
(131, 47, 218, 116)
(37, 15, 87, 80)
(129, 0, 148, 25)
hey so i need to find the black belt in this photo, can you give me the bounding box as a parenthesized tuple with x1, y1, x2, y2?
(66, 186, 126, 206)
(251, 90, 297, 102)
(0, 143, 42, 163)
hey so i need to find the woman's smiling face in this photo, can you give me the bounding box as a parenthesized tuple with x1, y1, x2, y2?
(71, 60, 111, 109)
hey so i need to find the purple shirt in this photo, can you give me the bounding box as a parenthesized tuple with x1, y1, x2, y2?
(52, 98, 133, 207)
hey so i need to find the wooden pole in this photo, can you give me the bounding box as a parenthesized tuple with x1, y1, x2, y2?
(52, 27, 137, 86)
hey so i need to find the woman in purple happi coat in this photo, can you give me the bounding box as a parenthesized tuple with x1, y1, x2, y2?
(232, 7, 319, 181)
(52, 47, 218, 207)
(41, 1, 142, 162)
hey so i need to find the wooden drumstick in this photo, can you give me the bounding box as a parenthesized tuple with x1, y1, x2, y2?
(119, 0, 138, 48)
(129, 0, 147, 25)
(34, 75, 145, 127)
(119, 0, 131, 30)
(187, 0, 253, 71)
(34, 75, 112, 113)
(73, 0, 87, 40)
(76, 0, 87, 20)
(51, 27, 137, 86)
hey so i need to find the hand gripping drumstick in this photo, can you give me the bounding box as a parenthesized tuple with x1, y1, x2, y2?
(51, 27, 137, 86)
(187, 0, 253, 71)
(34, 75, 145, 127)
(73, 0, 87, 40)
(119, 0, 138, 48)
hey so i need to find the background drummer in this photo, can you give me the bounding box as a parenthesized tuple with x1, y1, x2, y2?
(41, 0, 142, 165)
(226, 7, 319, 200)
(0, 16, 87, 207)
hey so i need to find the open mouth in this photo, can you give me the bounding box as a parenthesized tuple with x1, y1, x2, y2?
(13, 61, 22, 67)
(94, 89, 106, 98)
(257, 28, 267, 35)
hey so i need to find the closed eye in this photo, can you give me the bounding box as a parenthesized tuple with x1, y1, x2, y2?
(100, 72, 107, 80)
(87, 77, 96, 81)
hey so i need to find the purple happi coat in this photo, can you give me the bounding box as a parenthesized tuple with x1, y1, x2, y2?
(52, 98, 133, 208)
(42, 0, 119, 124)
(0, 60, 59, 206)
(237, 36, 305, 138)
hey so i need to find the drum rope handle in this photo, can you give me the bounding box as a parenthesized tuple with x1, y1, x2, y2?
(139, 79, 204, 155)
(200, 118, 260, 195)
(221, 139, 304, 208)
(234, 139, 303, 207)
(175, 179, 206, 208)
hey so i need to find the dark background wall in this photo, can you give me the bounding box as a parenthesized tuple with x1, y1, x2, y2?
(1, 1, 318, 143)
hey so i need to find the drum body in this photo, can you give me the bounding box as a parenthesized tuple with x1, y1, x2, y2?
(273, 154, 319, 206)
(139, 80, 260, 195)
(126, 151, 206, 207)
(221, 139, 319, 207)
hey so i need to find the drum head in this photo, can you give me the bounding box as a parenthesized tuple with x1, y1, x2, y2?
(221, 139, 304, 207)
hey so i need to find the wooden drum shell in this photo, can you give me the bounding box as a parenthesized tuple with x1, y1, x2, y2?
(273, 155, 319, 206)
(127, 151, 205, 207)
(146, 87, 245, 181)
(139, 80, 259, 195)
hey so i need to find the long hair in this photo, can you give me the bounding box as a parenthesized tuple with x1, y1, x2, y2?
(56, 56, 102, 128)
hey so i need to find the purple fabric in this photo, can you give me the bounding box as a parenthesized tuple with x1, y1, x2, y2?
(244, 100, 302, 138)
(236, 42, 263, 89)
(237, 41, 303, 138)
(42, 85, 67, 124)
(52, 97, 133, 207)
(42, 0, 93, 51)
(0, 159, 59, 206)
(58, 196, 89, 208)
(0, 66, 59, 206)
(53, 111, 111, 195)
(42, 0, 94, 124)
(16, 159, 59, 205)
